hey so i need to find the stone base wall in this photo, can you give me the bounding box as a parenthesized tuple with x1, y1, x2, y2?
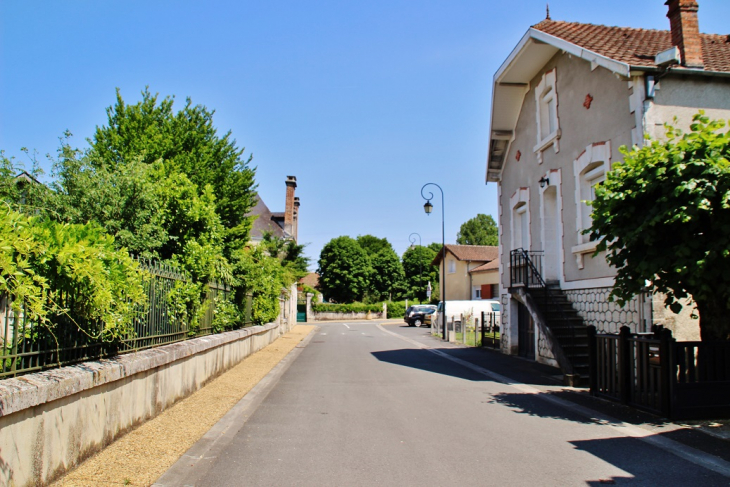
(563, 287, 649, 334)
(0, 320, 292, 487)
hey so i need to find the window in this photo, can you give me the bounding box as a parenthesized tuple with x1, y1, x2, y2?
(448, 259, 456, 274)
(491, 284, 499, 298)
(516, 204, 529, 249)
(474, 287, 481, 299)
(534, 69, 559, 157)
(572, 142, 611, 269)
(578, 163, 605, 243)
(510, 188, 530, 251)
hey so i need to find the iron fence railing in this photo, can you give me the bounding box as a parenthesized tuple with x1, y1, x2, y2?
(0, 259, 253, 379)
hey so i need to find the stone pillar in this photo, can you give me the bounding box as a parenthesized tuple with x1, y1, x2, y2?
(382, 302, 387, 319)
(306, 293, 314, 322)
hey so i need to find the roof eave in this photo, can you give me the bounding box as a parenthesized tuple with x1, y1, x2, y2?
(486, 28, 632, 184)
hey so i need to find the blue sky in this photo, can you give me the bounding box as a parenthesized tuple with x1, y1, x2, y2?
(2, 1, 729, 269)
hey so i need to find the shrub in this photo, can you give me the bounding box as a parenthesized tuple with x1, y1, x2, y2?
(387, 301, 406, 319)
(312, 302, 382, 314)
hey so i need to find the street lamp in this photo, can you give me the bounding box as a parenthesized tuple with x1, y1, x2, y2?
(421, 183, 446, 340)
(409, 232, 423, 302)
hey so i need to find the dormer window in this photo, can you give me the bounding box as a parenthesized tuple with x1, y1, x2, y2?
(534, 69, 560, 161)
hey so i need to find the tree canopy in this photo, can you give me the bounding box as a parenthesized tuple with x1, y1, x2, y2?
(589, 113, 730, 341)
(456, 213, 498, 246)
(317, 236, 371, 303)
(368, 246, 405, 301)
(84, 88, 257, 251)
(43, 88, 292, 326)
(402, 244, 438, 301)
(356, 235, 392, 257)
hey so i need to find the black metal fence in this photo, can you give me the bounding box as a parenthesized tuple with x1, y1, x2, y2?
(0, 260, 253, 379)
(480, 311, 500, 349)
(589, 325, 730, 419)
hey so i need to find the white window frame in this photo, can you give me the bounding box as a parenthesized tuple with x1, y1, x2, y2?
(448, 259, 456, 274)
(534, 69, 560, 162)
(510, 187, 530, 251)
(572, 142, 611, 269)
(473, 286, 481, 299)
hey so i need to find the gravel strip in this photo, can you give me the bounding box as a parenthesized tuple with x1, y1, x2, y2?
(52, 325, 317, 487)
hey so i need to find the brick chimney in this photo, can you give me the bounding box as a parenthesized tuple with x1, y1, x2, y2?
(293, 196, 300, 242)
(666, 0, 704, 68)
(284, 176, 297, 238)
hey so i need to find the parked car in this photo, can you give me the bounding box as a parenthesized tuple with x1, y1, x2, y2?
(404, 305, 437, 327)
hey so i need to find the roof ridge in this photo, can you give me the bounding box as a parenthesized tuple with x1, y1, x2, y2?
(534, 18, 726, 38)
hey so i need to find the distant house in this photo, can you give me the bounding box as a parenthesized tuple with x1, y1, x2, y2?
(432, 245, 499, 301)
(248, 175, 300, 243)
(485, 0, 730, 374)
(298, 272, 319, 290)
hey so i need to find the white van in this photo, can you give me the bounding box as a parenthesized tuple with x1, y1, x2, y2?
(433, 300, 501, 330)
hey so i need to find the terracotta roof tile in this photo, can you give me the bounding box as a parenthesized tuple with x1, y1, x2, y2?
(470, 260, 499, 274)
(299, 272, 319, 288)
(532, 19, 730, 73)
(432, 245, 499, 266)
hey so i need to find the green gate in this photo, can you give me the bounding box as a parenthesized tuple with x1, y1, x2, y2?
(297, 303, 307, 322)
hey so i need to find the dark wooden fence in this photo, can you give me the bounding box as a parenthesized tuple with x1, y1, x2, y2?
(0, 260, 252, 379)
(589, 325, 730, 419)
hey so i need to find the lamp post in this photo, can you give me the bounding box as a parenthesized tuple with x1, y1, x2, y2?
(421, 183, 446, 340)
(408, 232, 423, 302)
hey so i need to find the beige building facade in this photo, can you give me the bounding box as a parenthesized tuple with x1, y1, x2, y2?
(433, 245, 499, 301)
(486, 0, 730, 372)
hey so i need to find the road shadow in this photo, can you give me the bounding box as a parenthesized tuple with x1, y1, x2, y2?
(371, 349, 490, 381)
(486, 390, 680, 428)
(570, 435, 730, 485)
(371, 346, 563, 387)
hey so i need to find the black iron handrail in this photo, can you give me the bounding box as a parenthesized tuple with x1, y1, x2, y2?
(509, 249, 580, 376)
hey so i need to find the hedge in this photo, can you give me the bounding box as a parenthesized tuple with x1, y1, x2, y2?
(386, 301, 406, 319)
(312, 302, 382, 313)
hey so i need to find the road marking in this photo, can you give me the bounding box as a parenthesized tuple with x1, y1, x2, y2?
(343, 324, 350, 329)
(377, 324, 730, 478)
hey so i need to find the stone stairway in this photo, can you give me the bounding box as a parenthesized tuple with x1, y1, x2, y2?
(535, 283, 590, 381)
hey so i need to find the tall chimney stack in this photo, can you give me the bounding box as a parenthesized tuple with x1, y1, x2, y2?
(284, 176, 297, 238)
(666, 0, 704, 69)
(293, 197, 300, 242)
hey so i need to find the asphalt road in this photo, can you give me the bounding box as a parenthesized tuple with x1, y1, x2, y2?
(160, 321, 730, 486)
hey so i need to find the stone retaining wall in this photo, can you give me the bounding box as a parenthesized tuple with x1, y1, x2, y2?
(0, 320, 292, 487)
(312, 311, 386, 321)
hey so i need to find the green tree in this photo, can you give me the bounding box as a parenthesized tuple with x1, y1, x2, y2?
(317, 236, 371, 303)
(356, 234, 391, 256)
(402, 245, 438, 301)
(589, 113, 730, 342)
(456, 213, 498, 246)
(369, 247, 405, 301)
(261, 231, 310, 282)
(232, 244, 288, 325)
(87, 88, 257, 252)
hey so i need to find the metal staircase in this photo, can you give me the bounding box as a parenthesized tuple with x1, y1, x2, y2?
(509, 249, 590, 381)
